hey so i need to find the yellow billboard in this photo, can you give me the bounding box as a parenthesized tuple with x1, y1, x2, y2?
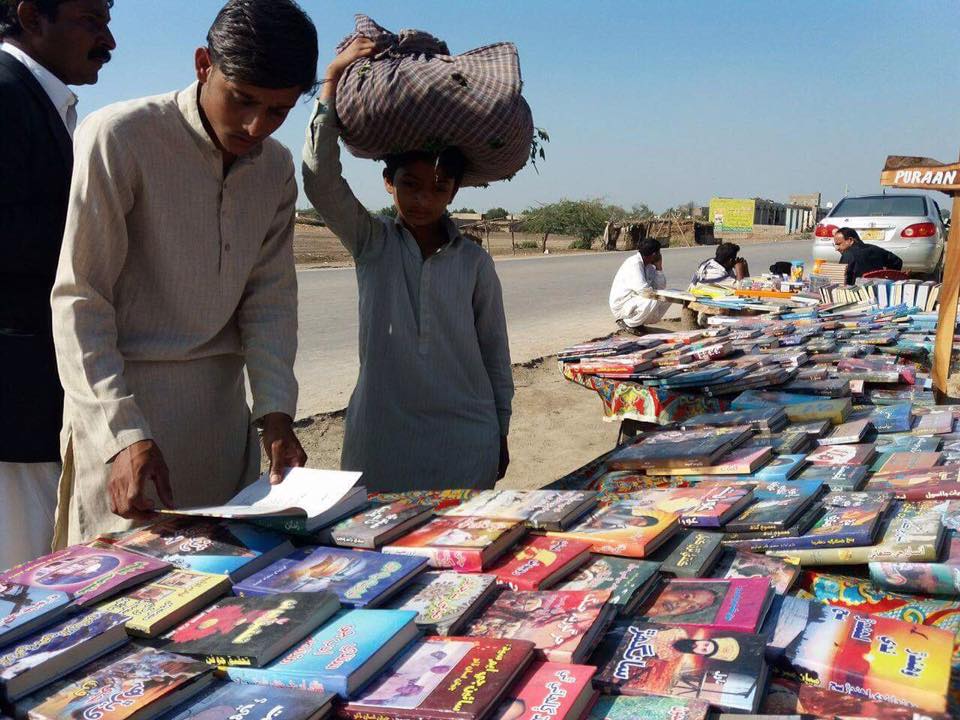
(709, 198, 755, 233)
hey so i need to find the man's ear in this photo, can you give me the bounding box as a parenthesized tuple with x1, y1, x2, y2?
(16, 2, 43, 37)
(382, 172, 396, 195)
(195, 47, 213, 84)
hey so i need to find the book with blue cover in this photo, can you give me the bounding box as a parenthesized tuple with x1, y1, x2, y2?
(226, 608, 419, 699)
(0, 610, 129, 701)
(0, 583, 72, 647)
(795, 463, 869, 491)
(721, 480, 824, 533)
(157, 681, 335, 720)
(233, 547, 426, 607)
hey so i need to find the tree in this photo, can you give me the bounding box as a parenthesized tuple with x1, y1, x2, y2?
(520, 202, 569, 252)
(662, 201, 699, 218)
(520, 199, 614, 251)
(484, 207, 509, 220)
(377, 205, 398, 218)
(452, 207, 478, 214)
(629, 203, 654, 219)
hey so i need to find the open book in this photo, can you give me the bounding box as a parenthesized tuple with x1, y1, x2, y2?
(165, 468, 366, 531)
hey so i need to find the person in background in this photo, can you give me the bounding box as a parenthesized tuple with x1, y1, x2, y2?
(0, 0, 115, 569)
(609, 238, 670, 332)
(302, 38, 513, 492)
(691, 242, 750, 286)
(50, 0, 314, 545)
(833, 227, 903, 285)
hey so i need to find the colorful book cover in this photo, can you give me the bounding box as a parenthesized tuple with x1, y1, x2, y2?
(28, 647, 214, 720)
(796, 463, 868, 490)
(383, 516, 527, 571)
(165, 592, 340, 667)
(606, 427, 753, 470)
(225, 609, 418, 698)
(713, 549, 799, 594)
(444, 490, 598, 531)
(490, 661, 596, 720)
(874, 434, 943, 453)
(97, 569, 230, 637)
(749, 453, 808, 481)
(0, 610, 128, 700)
(0, 583, 72, 647)
(722, 480, 823, 532)
(627, 486, 754, 528)
(645, 447, 772, 476)
(660, 532, 724, 578)
(870, 532, 960, 597)
(1, 543, 169, 607)
(761, 492, 890, 553)
(156, 682, 334, 720)
(913, 410, 954, 435)
(595, 622, 766, 712)
(234, 546, 427, 607)
(637, 578, 771, 633)
(819, 418, 873, 445)
(388, 571, 498, 635)
(783, 397, 853, 424)
(588, 695, 709, 720)
(869, 402, 915, 433)
(488, 536, 592, 591)
(874, 451, 943, 475)
(774, 596, 953, 713)
(342, 637, 536, 720)
(805, 443, 877, 466)
(466, 590, 613, 663)
(555, 556, 660, 614)
(545, 500, 679, 558)
(330, 500, 434, 548)
(113, 517, 292, 580)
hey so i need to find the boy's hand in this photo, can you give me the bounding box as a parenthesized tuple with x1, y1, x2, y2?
(497, 436, 510, 480)
(326, 37, 377, 82)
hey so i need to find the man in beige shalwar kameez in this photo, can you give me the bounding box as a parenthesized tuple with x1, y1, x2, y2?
(50, 0, 318, 545)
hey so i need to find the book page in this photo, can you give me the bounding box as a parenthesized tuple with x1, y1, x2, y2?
(166, 468, 363, 519)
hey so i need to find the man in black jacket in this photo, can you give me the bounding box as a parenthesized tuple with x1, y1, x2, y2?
(0, 0, 114, 568)
(833, 227, 903, 285)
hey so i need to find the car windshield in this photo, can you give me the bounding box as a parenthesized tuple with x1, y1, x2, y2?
(832, 196, 926, 218)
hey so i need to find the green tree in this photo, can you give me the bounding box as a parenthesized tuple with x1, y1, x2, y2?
(520, 199, 616, 251)
(452, 207, 478, 214)
(377, 205, 398, 218)
(484, 207, 509, 220)
(629, 202, 654, 219)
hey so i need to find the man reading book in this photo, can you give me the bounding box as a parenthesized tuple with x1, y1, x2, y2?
(51, 0, 314, 543)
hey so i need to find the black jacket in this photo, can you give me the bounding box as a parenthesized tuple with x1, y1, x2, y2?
(0, 51, 73, 462)
(840, 242, 903, 285)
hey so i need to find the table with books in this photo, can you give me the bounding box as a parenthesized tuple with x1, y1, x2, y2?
(5, 289, 960, 720)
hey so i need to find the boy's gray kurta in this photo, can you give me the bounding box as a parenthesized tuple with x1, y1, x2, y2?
(302, 100, 513, 492)
(51, 83, 299, 545)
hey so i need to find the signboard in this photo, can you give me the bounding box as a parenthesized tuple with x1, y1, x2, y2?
(709, 198, 755, 233)
(880, 155, 960, 193)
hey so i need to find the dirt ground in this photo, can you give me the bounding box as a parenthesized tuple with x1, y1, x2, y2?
(289, 347, 636, 490)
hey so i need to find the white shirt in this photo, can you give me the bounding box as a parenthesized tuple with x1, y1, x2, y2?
(1, 41, 77, 136)
(609, 253, 669, 327)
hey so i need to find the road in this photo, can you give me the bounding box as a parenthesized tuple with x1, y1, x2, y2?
(293, 238, 813, 417)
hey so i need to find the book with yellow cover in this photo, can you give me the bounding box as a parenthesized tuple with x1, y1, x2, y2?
(97, 569, 230, 638)
(546, 500, 679, 558)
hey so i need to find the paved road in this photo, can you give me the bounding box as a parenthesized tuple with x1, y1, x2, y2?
(293, 238, 813, 417)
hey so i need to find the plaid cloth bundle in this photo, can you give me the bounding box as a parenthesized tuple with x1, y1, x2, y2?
(335, 15, 534, 187)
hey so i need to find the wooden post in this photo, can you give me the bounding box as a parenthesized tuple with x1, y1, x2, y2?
(880, 154, 960, 398)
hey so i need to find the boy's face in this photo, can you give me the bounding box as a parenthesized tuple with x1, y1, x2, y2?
(195, 48, 300, 158)
(385, 159, 458, 229)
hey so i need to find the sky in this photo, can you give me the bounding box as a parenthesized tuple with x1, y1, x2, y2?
(77, 0, 960, 215)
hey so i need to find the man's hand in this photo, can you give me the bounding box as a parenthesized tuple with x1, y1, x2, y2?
(261, 413, 307, 484)
(322, 37, 377, 99)
(734, 258, 750, 280)
(108, 439, 174, 521)
(497, 436, 510, 480)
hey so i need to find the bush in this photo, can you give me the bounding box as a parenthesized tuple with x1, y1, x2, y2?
(516, 240, 539, 249)
(569, 238, 593, 250)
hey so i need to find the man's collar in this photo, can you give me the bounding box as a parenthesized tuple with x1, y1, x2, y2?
(176, 81, 263, 164)
(0, 41, 76, 117)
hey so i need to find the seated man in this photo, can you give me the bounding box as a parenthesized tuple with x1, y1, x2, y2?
(691, 242, 749, 286)
(609, 238, 670, 331)
(833, 227, 903, 284)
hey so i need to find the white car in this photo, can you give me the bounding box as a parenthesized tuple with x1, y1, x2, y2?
(812, 194, 946, 278)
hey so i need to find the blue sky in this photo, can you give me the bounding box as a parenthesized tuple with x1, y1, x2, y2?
(78, 0, 960, 214)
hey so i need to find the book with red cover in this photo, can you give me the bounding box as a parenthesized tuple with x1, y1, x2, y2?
(489, 661, 596, 720)
(487, 536, 593, 591)
(382, 516, 527, 572)
(341, 636, 535, 720)
(637, 578, 773, 633)
(466, 590, 614, 663)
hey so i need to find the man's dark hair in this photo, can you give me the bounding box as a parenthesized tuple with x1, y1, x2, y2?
(207, 0, 318, 94)
(770, 261, 793, 275)
(638, 238, 662, 260)
(837, 227, 861, 243)
(0, 0, 114, 37)
(716, 242, 740, 265)
(673, 638, 717, 656)
(383, 147, 467, 187)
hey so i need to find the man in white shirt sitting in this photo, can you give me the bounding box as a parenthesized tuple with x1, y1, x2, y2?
(609, 238, 670, 332)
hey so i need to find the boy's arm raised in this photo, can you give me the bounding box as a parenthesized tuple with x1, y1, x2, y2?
(302, 38, 383, 262)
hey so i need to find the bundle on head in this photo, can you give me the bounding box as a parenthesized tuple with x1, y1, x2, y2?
(334, 14, 535, 187)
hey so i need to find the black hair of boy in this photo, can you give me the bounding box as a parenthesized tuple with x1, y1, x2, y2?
(383, 147, 467, 189)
